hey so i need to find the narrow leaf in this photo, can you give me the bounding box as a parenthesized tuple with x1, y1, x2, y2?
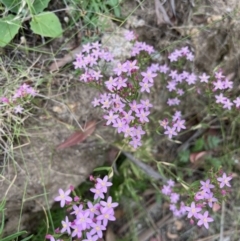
(94, 166, 111, 172)
(2, 231, 27, 241)
(56, 121, 96, 150)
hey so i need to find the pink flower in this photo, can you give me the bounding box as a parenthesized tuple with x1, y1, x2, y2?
(14, 105, 24, 114)
(200, 179, 215, 193)
(164, 126, 177, 139)
(90, 187, 105, 200)
(197, 211, 214, 229)
(100, 196, 118, 213)
(103, 111, 118, 125)
(96, 176, 113, 193)
(90, 221, 106, 238)
(141, 70, 157, 83)
(61, 216, 71, 234)
(97, 208, 116, 226)
(54, 189, 72, 207)
(217, 173, 232, 188)
(185, 202, 202, 219)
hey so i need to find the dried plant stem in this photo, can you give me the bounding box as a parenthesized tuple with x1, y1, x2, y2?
(219, 200, 225, 241)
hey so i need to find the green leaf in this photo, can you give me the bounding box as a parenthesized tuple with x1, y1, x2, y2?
(192, 138, 205, 152)
(21, 234, 34, 240)
(1, 231, 27, 241)
(0, 0, 21, 13)
(0, 15, 21, 47)
(207, 136, 221, 149)
(32, 0, 50, 14)
(93, 166, 111, 172)
(0, 209, 5, 234)
(30, 12, 62, 38)
(178, 150, 190, 163)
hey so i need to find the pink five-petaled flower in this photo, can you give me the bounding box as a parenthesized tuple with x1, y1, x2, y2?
(136, 109, 150, 123)
(185, 202, 202, 219)
(217, 173, 232, 188)
(197, 211, 214, 229)
(103, 111, 118, 125)
(164, 126, 177, 139)
(173, 119, 186, 132)
(14, 105, 24, 114)
(161, 185, 172, 195)
(139, 80, 153, 93)
(141, 70, 157, 83)
(87, 201, 100, 219)
(96, 176, 113, 193)
(90, 187, 105, 200)
(90, 221, 106, 238)
(61, 216, 71, 235)
(200, 179, 215, 193)
(233, 97, 240, 108)
(100, 196, 119, 213)
(129, 137, 142, 149)
(54, 189, 72, 207)
(97, 208, 116, 226)
(206, 193, 218, 208)
(76, 211, 92, 230)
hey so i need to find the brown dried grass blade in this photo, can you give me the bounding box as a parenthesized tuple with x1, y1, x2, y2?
(56, 121, 96, 150)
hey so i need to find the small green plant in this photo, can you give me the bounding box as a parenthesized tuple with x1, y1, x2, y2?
(0, 198, 33, 240)
(0, 0, 63, 47)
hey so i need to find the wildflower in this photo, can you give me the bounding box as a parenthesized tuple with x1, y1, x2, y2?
(139, 80, 153, 93)
(217, 173, 232, 188)
(97, 208, 116, 226)
(76, 211, 92, 230)
(197, 211, 214, 229)
(161, 185, 172, 195)
(100, 196, 119, 213)
(61, 216, 71, 235)
(124, 30, 136, 41)
(185, 202, 202, 219)
(200, 179, 215, 193)
(54, 189, 72, 207)
(90, 221, 106, 238)
(103, 111, 118, 125)
(141, 70, 157, 83)
(199, 73, 210, 83)
(234, 97, 240, 108)
(164, 126, 177, 139)
(170, 193, 180, 203)
(173, 119, 186, 132)
(14, 105, 24, 114)
(90, 187, 105, 200)
(96, 176, 113, 193)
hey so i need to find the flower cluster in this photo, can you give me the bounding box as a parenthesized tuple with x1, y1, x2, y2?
(162, 172, 232, 229)
(0, 83, 36, 114)
(74, 32, 194, 148)
(159, 111, 186, 139)
(74, 33, 160, 149)
(212, 70, 239, 110)
(161, 179, 186, 217)
(48, 175, 118, 241)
